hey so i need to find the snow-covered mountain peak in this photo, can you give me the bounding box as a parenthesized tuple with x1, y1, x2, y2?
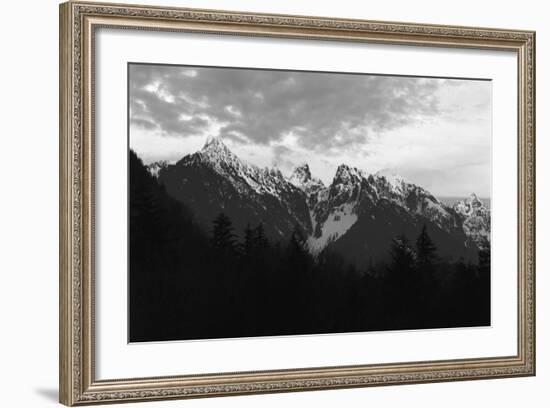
(289, 163, 325, 195)
(454, 193, 487, 217)
(196, 135, 243, 169)
(333, 164, 364, 185)
(290, 163, 312, 184)
(375, 169, 408, 181)
(158, 139, 312, 241)
(263, 166, 285, 180)
(157, 140, 491, 253)
(366, 170, 463, 236)
(201, 135, 234, 157)
(203, 134, 225, 149)
(147, 160, 170, 178)
(373, 170, 412, 193)
(174, 136, 313, 219)
(467, 193, 484, 207)
(453, 193, 490, 247)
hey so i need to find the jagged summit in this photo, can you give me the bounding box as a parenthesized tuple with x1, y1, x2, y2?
(467, 192, 483, 206)
(201, 135, 233, 157)
(289, 163, 325, 205)
(373, 170, 417, 198)
(333, 164, 364, 185)
(375, 169, 410, 185)
(454, 193, 487, 216)
(150, 139, 490, 258)
(198, 136, 287, 189)
(146, 160, 170, 178)
(290, 163, 312, 183)
(203, 134, 225, 149)
(195, 135, 243, 173)
(158, 136, 312, 242)
(453, 193, 490, 247)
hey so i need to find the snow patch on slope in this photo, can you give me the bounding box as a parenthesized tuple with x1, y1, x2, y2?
(147, 160, 171, 178)
(374, 169, 411, 194)
(307, 203, 358, 253)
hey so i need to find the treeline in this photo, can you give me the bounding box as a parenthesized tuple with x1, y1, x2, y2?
(129, 150, 490, 342)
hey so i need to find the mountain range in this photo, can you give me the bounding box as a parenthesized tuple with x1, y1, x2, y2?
(146, 136, 490, 267)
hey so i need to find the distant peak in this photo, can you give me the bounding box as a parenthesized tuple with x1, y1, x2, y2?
(295, 163, 310, 172)
(146, 160, 170, 178)
(289, 163, 325, 191)
(270, 167, 284, 179)
(460, 193, 481, 203)
(453, 192, 486, 210)
(197, 135, 239, 166)
(466, 193, 485, 207)
(291, 163, 312, 181)
(375, 169, 408, 184)
(333, 164, 362, 184)
(335, 164, 350, 173)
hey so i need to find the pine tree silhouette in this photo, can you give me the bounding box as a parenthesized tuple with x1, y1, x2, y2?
(211, 212, 236, 256)
(242, 223, 254, 257)
(254, 223, 269, 253)
(477, 236, 491, 323)
(386, 235, 417, 323)
(414, 225, 439, 321)
(416, 224, 437, 267)
(478, 237, 490, 273)
(286, 223, 311, 280)
(415, 225, 438, 288)
(388, 235, 415, 277)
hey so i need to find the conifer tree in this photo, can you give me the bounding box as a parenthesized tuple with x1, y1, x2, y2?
(254, 223, 269, 252)
(414, 224, 439, 315)
(416, 224, 437, 268)
(388, 235, 415, 278)
(415, 225, 438, 288)
(477, 236, 491, 319)
(386, 235, 417, 319)
(478, 237, 490, 273)
(242, 223, 254, 257)
(286, 223, 310, 278)
(211, 212, 236, 256)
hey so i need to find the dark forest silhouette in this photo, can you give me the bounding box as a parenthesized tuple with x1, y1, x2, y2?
(129, 150, 490, 342)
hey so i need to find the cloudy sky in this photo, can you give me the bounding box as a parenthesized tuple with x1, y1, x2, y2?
(129, 63, 491, 198)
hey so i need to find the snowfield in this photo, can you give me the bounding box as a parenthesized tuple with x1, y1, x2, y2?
(307, 203, 358, 253)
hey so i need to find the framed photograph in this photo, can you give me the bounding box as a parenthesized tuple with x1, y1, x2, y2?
(59, 1, 536, 405)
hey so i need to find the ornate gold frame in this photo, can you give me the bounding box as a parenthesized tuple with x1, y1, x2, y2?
(59, 1, 536, 405)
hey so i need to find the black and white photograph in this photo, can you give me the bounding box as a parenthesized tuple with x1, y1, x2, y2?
(128, 63, 492, 343)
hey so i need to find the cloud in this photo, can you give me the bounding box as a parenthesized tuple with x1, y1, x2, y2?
(271, 145, 295, 169)
(129, 64, 444, 152)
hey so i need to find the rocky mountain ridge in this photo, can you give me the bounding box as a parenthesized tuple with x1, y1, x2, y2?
(146, 136, 490, 265)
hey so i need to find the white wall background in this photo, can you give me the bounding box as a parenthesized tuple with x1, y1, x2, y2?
(0, 0, 546, 407)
